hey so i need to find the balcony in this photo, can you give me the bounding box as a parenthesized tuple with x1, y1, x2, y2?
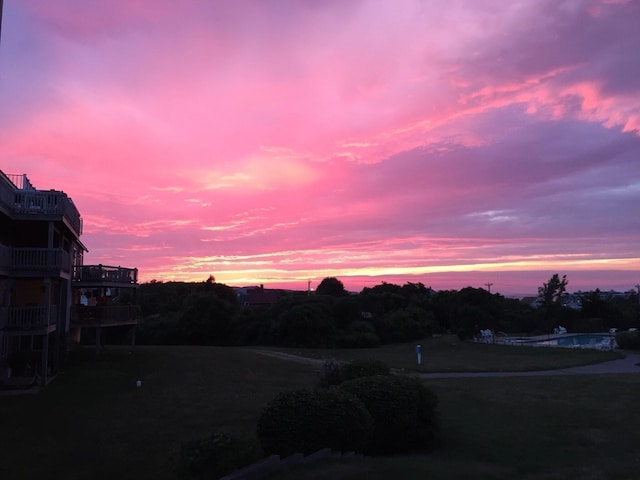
(0, 306, 58, 332)
(71, 305, 138, 327)
(3, 248, 72, 276)
(73, 265, 138, 285)
(0, 173, 83, 236)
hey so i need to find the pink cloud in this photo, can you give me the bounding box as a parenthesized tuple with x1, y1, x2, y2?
(1, 0, 639, 295)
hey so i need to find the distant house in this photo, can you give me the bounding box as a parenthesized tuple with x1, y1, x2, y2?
(520, 296, 542, 308)
(235, 285, 290, 307)
(0, 170, 138, 391)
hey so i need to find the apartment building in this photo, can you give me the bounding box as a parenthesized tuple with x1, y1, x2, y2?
(0, 170, 138, 391)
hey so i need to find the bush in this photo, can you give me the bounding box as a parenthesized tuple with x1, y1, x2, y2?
(176, 431, 259, 479)
(615, 331, 640, 350)
(257, 388, 373, 456)
(339, 375, 440, 455)
(318, 359, 391, 388)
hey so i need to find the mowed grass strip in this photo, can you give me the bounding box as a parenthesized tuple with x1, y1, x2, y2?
(0, 346, 317, 480)
(253, 335, 623, 372)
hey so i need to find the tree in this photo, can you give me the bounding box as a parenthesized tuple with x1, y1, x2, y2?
(537, 274, 570, 331)
(316, 277, 347, 296)
(538, 274, 568, 306)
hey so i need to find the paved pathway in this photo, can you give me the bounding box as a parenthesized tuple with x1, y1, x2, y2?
(418, 351, 640, 379)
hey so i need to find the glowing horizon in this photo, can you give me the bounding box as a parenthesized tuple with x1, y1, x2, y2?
(1, 0, 639, 295)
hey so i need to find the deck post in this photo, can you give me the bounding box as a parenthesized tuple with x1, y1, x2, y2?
(130, 325, 136, 351)
(95, 326, 101, 357)
(41, 332, 49, 387)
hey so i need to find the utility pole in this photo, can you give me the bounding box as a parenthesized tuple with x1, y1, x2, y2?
(484, 282, 493, 294)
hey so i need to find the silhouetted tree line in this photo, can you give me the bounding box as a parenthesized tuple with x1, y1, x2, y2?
(134, 277, 640, 347)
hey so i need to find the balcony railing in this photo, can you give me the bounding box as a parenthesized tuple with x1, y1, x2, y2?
(0, 306, 58, 331)
(10, 248, 72, 273)
(0, 173, 83, 236)
(5, 173, 35, 190)
(71, 305, 138, 326)
(73, 265, 138, 284)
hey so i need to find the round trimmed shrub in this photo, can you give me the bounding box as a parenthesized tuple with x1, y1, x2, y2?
(176, 431, 259, 479)
(339, 375, 440, 455)
(257, 388, 373, 456)
(343, 359, 391, 380)
(318, 358, 391, 388)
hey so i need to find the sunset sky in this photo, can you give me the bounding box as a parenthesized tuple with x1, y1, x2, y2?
(1, 0, 639, 295)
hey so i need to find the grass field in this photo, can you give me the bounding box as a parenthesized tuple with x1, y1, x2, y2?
(255, 334, 623, 372)
(1, 340, 637, 480)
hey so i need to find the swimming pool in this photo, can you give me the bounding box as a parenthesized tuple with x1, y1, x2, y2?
(502, 333, 616, 349)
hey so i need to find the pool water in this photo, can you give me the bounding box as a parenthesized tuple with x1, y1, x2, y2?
(532, 333, 614, 349)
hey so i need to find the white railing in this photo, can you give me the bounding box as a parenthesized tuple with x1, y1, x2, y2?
(11, 248, 72, 272)
(5, 306, 58, 329)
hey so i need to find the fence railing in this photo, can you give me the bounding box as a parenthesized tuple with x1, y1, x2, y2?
(0, 175, 83, 235)
(1, 306, 58, 330)
(10, 248, 72, 272)
(73, 265, 138, 284)
(71, 305, 138, 325)
(5, 173, 35, 190)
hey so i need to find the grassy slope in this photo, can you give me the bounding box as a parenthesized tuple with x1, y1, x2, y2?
(0, 346, 317, 480)
(1, 341, 636, 480)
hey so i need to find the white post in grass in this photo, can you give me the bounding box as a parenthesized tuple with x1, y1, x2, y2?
(415, 344, 422, 366)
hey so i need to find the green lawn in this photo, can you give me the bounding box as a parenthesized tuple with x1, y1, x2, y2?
(253, 334, 622, 372)
(0, 346, 317, 480)
(276, 374, 640, 479)
(0, 342, 637, 480)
